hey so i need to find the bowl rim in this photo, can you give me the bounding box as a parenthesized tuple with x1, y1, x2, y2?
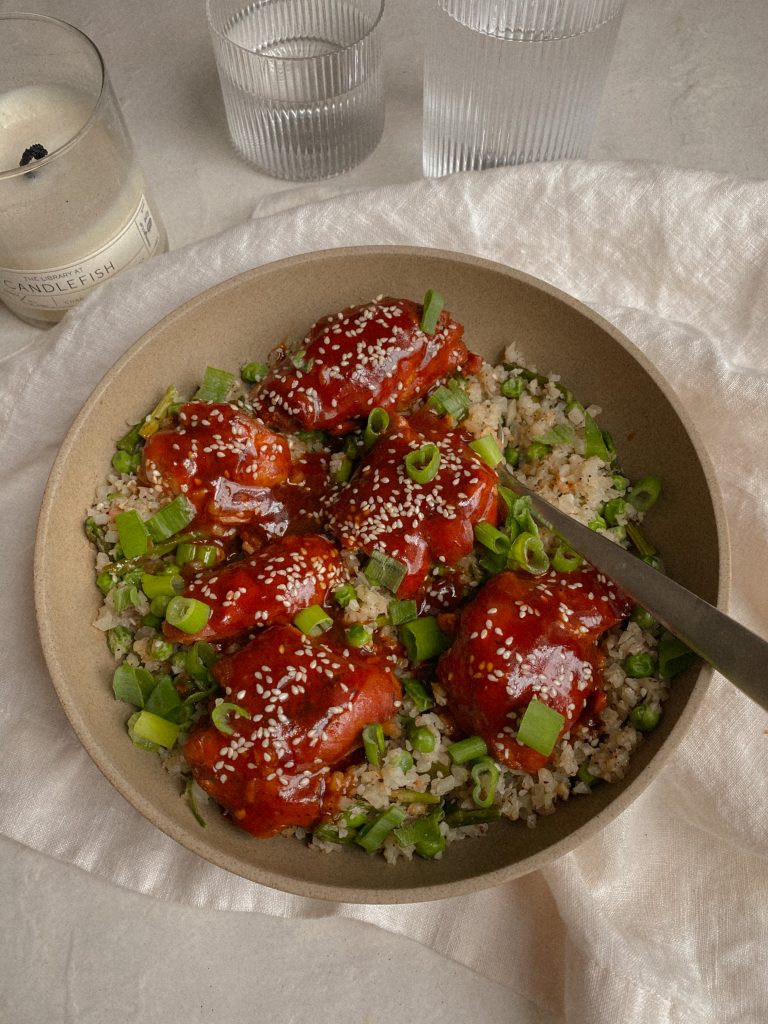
(34, 244, 730, 903)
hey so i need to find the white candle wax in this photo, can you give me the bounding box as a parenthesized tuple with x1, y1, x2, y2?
(0, 83, 165, 325)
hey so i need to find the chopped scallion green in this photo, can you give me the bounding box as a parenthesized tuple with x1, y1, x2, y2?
(419, 289, 444, 335)
(355, 805, 408, 852)
(388, 599, 418, 626)
(516, 699, 565, 757)
(447, 735, 487, 764)
(211, 701, 251, 735)
(404, 443, 441, 484)
(402, 677, 435, 713)
(628, 475, 662, 512)
(194, 366, 236, 402)
(293, 604, 333, 637)
(145, 496, 197, 542)
(362, 723, 386, 767)
(364, 407, 390, 448)
(470, 756, 500, 808)
(241, 361, 268, 384)
(399, 616, 451, 663)
(364, 550, 408, 593)
(334, 583, 358, 608)
(129, 710, 180, 750)
(468, 435, 503, 469)
(165, 596, 211, 634)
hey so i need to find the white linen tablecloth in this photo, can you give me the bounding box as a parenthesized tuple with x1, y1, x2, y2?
(1, 163, 767, 1024)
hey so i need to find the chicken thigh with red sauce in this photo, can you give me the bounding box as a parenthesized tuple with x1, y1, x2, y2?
(253, 296, 475, 435)
(163, 534, 345, 645)
(326, 409, 499, 599)
(141, 401, 291, 527)
(437, 567, 632, 773)
(184, 625, 401, 837)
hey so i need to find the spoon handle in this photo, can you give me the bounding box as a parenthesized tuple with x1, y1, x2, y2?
(498, 467, 768, 712)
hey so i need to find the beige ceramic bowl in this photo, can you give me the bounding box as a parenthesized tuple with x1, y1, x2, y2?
(35, 247, 727, 903)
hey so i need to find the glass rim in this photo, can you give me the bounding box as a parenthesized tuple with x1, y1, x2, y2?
(205, 0, 386, 61)
(0, 12, 109, 180)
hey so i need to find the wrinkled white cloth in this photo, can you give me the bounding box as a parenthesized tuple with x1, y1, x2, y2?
(1, 163, 767, 1024)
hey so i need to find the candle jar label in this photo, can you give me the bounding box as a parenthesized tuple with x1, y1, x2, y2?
(0, 194, 162, 316)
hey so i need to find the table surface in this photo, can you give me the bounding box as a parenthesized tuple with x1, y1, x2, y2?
(2, 0, 766, 1019)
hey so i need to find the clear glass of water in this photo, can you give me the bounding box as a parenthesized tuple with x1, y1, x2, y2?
(423, 0, 626, 177)
(206, 0, 386, 181)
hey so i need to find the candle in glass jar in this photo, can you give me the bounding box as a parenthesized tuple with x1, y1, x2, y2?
(0, 15, 167, 327)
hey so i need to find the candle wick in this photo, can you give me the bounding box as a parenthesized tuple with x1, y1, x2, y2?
(19, 143, 48, 167)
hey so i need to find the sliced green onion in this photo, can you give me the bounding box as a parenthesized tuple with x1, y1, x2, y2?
(588, 514, 607, 532)
(630, 703, 662, 732)
(471, 756, 500, 808)
(346, 624, 373, 648)
(394, 809, 446, 858)
(628, 475, 662, 512)
(479, 547, 508, 576)
(291, 349, 312, 372)
(364, 550, 408, 593)
(112, 450, 140, 475)
(85, 516, 109, 553)
(399, 616, 451, 663)
(313, 823, 358, 845)
(612, 473, 630, 492)
(241, 361, 268, 384)
(141, 572, 184, 600)
(419, 289, 444, 335)
(185, 778, 207, 827)
(185, 641, 217, 681)
(404, 443, 441, 484)
(334, 583, 358, 609)
(474, 522, 511, 556)
(211, 701, 251, 735)
(116, 421, 142, 454)
(113, 664, 155, 707)
(658, 633, 696, 679)
(194, 366, 236, 402)
(295, 429, 327, 450)
(393, 789, 440, 805)
(143, 613, 163, 630)
(394, 750, 414, 774)
(407, 724, 437, 754)
(293, 604, 333, 637)
(362, 723, 386, 767)
(501, 376, 525, 399)
(129, 710, 180, 750)
(552, 544, 583, 573)
(364, 407, 390, 448)
(333, 454, 354, 484)
(516, 699, 565, 757)
(603, 497, 627, 526)
(388, 599, 418, 626)
(602, 431, 617, 462)
(112, 584, 142, 613)
(138, 385, 178, 440)
(145, 496, 197, 542)
(114, 510, 150, 559)
(426, 384, 470, 421)
(447, 735, 487, 764)
(537, 423, 575, 447)
(583, 412, 612, 461)
(622, 652, 657, 678)
(509, 532, 549, 576)
(445, 807, 500, 828)
(107, 626, 134, 659)
(165, 596, 211, 634)
(402, 677, 435, 713)
(145, 674, 183, 720)
(355, 805, 408, 852)
(526, 441, 552, 462)
(468, 435, 503, 469)
(175, 542, 220, 568)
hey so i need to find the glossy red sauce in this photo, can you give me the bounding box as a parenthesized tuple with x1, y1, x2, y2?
(253, 296, 472, 434)
(163, 534, 345, 645)
(326, 409, 498, 598)
(184, 624, 401, 837)
(141, 402, 291, 527)
(437, 567, 632, 773)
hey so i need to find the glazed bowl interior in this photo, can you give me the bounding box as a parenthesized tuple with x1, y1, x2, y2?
(35, 247, 725, 903)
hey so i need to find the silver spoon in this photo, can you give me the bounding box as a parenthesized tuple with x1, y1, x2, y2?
(497, 464, 768, 712)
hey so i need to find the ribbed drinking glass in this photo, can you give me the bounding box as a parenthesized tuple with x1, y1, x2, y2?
(207, 0, 386, 181)
(423, 0, 626, 177)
